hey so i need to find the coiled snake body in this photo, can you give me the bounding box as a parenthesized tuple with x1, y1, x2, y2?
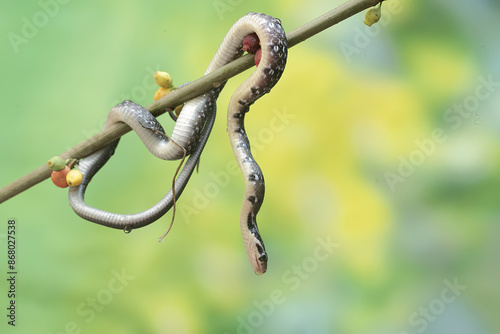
(69, 13, 287, 274)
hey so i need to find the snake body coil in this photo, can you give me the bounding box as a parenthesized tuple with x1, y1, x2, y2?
(69, 13, 287, 274)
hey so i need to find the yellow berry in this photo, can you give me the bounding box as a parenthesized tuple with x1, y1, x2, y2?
(154, 86, 174, 101)
(364, 6, 381, 26)
(154, 71, 173, 88)
(66, 170, 83, 187)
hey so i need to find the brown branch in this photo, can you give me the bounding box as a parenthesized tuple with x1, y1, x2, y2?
(0, 0, 381, 204)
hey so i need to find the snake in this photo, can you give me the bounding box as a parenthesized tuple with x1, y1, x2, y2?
(68, 12, 287, 274)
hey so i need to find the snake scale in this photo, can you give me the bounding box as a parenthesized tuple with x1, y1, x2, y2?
(69, 13, 287, 274)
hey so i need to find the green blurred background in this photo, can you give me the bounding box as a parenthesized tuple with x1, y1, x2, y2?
(1, 0, 500, 333)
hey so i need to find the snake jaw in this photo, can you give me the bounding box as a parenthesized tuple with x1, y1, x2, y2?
(253, 257, 267, 275)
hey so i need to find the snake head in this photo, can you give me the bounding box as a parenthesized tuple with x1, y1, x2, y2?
(244, 212, 268, 274)
(253, 248, 268, 275)
(248, 235, 268, 275)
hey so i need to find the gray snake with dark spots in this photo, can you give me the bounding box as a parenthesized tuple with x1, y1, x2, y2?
(69, 13, 287, 274)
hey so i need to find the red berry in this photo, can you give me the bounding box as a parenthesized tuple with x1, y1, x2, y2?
(242, 33, 260, 54)
(51, 166, 70, 188)
(254, 48, 262, 67)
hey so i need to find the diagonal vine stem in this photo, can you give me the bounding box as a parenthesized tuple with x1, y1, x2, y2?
(0, 0, 381, 204)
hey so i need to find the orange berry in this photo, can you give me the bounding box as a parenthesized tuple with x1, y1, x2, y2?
(154, 86, 173, 101)
(51, 166, 70, 188)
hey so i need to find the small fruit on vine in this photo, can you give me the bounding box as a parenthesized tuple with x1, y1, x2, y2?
(254, 48, 262, 67)
(174, 104, 184, 117)
(154, 71, 173, 88)
(48, 156, 66, 171)
(154, 86, 174, 101)
(243, 33, 260, 54)
(66, 170, 83, 187)
(364, 5, 382, 26)
(51, 166, 70, 188)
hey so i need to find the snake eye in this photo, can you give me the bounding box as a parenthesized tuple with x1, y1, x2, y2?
(258, 253, 268, 263)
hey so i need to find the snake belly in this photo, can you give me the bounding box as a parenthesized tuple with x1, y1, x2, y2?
(68, 13, 287, 275)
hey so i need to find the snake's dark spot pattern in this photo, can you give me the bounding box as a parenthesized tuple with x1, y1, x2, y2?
(255, 244, 267, 264)
(236, 142, 248, 149)
(234, 127, 245, 135)
(258, 253, 268, 263)
(227, 12, 286, 274)
(246, 212, 258, 232)
(247, 195, 258, 203)
(248, 173, 261, 182)
(242, 156, 253, 163)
